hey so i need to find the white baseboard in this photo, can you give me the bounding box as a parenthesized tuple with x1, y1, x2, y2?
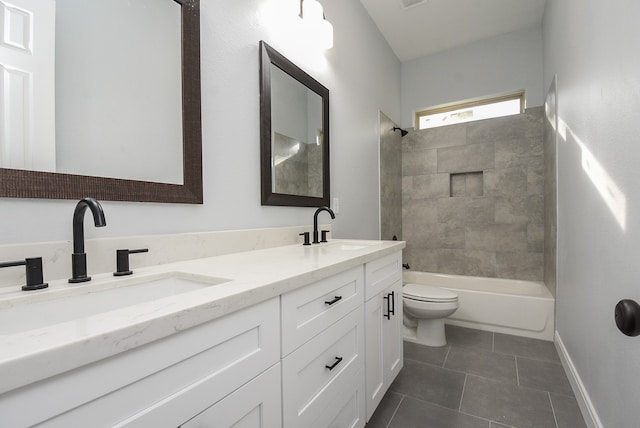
(554, 331, 602, 428)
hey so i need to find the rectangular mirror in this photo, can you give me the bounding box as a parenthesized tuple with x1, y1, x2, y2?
(0, 0, 202, 203)
(259, 41, 330, 207)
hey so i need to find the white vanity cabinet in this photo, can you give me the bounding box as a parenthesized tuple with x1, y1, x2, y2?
(1, 298, 281, 428)
(364, 252, 403, 421)
(0, 243, 406, 428)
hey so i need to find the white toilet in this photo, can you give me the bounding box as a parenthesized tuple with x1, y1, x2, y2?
(402, 283, 459, 347)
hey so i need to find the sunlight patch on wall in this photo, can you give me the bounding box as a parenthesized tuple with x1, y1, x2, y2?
(558, 117, 627, 231)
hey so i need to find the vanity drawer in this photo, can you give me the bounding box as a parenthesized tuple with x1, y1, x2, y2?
(310, 368, 365, 428)
(180, 362, 282, 428)
(2, 298, 280, 428)
(282, 305, 364, 428)
(364, 251, 402, 300)
(281, 266, 363, 356)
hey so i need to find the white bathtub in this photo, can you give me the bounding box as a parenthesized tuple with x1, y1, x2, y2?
(403, 271, 555, 340)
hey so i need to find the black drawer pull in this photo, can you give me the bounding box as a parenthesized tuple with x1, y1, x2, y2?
(325, 356, 343, 371)
(383, 293, 391, 319)
(325, 296, 342, 306)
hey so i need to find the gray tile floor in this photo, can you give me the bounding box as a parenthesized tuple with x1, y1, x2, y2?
(367, 325, 587, 428)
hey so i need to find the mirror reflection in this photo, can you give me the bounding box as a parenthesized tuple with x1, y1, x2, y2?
(260, 41, 330, 207)
(0, 0, 202, 203)
(55, 0, 183, 184)
(1, 0, 184, 185)
(271, 66, 323, 197)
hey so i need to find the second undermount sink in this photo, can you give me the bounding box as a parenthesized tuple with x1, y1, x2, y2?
(0, 273, 229, 335)
(334, 244, 368, 251)
(325, 240, 382, 251)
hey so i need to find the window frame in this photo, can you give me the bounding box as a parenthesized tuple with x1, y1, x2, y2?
(414, 91, 525, 130)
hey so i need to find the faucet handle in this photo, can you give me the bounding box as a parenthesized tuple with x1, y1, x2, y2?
(320, 230, 330, 243)
(299, 232, 311, 246)
(0, 257, 48, 291)
(114, 248, 149, 276)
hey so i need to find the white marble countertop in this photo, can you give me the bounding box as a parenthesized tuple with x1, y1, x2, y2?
(0, 239, 404, 395)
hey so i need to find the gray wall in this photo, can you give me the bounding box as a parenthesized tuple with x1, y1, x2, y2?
(402, 107, 544, 280)
(401, 27, 544, 129)
(379, 111, 402, 240)
(544, 0, 640, 425)
(0, 0, 401, 245)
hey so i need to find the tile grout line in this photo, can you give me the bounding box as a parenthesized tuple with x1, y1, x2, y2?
(491, 331, 495, 352)
(404, 353, 471, 377)
(548, 391, 560, 428)
(515, 355, 520, 386)
(386, 394, 405, 428)
(459, 412, 489, 425)
(399, 392, 489, 422)
(457, 410, 508, 427)
(458, 373, 468, 412)
(488, 421, 518, 428)
(442, 344, 452, 367)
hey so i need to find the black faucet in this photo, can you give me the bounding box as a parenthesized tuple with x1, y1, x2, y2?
(69, 198, 106, 283)
(313, 206, 335, 244)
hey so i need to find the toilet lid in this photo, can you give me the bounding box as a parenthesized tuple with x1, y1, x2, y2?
(403, 283, 458, 302)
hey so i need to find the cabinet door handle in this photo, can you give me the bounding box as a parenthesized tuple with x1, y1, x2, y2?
(325, 295, 342, 306)
(389, 291, 395, 316)
(325, 356, 343, 371)
(383, 294, 391, 320)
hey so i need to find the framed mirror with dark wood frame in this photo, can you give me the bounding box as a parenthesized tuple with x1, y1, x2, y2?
(0, 0, 202, 204)
(259, 41, 330, 207)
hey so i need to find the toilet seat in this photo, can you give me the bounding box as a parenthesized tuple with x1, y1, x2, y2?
(403, 283, 458, 303)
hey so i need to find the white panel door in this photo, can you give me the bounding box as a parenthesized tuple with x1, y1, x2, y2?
(365, 280, 404, 421)
(0, 0, 55, 171)
(365, 294, 385, 420)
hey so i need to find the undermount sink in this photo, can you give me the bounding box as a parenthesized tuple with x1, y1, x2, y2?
(334, 244, 368, 251)
(325, 240, 381, 251)
(0, 273, 229, 335)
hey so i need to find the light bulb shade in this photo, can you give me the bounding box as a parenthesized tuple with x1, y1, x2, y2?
(302, 0, 324, 21)
(300, 0, 333, 50)
(320, 19, 333, 49)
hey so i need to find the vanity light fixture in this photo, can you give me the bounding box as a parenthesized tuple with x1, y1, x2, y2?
(300, 0, 333, 50)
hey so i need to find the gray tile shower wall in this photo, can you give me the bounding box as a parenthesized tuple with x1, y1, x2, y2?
(402, 107, 545, 280)
(273, 132, 323, 197)
(544, 78, 558, 297)
(380, 112, 403, 240)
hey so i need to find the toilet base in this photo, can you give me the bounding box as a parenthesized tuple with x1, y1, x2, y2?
(416, 318, 447, 347)
(403, 319, 448, 347)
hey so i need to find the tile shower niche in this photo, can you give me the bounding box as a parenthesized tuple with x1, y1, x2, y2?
(450, 172, 483, 197)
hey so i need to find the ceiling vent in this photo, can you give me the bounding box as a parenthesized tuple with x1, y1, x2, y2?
(400, 0, 427, 9)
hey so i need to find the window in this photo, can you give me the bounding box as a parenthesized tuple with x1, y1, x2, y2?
(415, 91, 525, 130)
